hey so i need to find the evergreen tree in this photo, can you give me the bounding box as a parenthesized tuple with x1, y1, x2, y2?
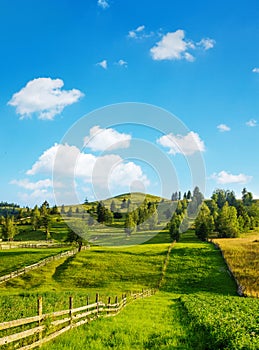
(168, 213, 182, 241)
(242, 188, 253, 206)
(2, 216, 18, 241)
(31, 205, 41, 231)
(195, 203, 214, 241)
(124, 213, 136, 236)
(110, 200, 116, 212)
(216, 202, 239, 238)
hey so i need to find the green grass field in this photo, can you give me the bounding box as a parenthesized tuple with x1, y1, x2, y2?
(1, 230, 259, 349)
(0, 247, 71, 276)
(39, 231, 259, 350)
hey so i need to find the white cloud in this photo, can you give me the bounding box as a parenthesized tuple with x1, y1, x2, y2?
(246, 119, 257, 127)
(150, 30, 215, 61)
(84, 125, 131, 151)
(10, 178, 52, 190)
(157, 131, 205, 155)
(150, 30, 194, 61)
(128, 25, 145, 38)
(96, 60, 108, 69)
(252, 67, 259, 73)
(211, 171, 252, 184)
(197, 38, 216, 50)
(97, 0, 109, 9)
(117, 59, 128, 67)
(26, 143, 148, 190)
(10, 178, 54, 206)
(8, 78, 84, 120)
(217, 124, 231, 132)
(109, 161, 150, 188)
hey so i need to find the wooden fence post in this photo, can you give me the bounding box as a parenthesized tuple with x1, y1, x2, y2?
(87, 295, 89, 306)
(96, 293, 99, 316)
(69, 296, 73, 326)
(107, 296, 111, 315)
(115, 296, 118, 312)
(38, 296, 43, 346)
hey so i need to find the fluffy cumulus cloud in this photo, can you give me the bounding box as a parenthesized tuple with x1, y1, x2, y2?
(96, 60, 108, 69)
(211, 171, 252, 184)
(246, 119, 257, 127)
(8, 78, 84, 120)
(157, 131, 205, 156)
(97, 0, 109, 9)
(25, 143, 148, 190)
(84, 125, 131, 151)
(252, 67, 259, 73)
(109, 161, 150, 188)
(150, 29, 215, 61)
(217, 124, 231, 132)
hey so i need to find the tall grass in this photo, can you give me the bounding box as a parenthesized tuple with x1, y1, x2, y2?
(213, 231, 259, 297)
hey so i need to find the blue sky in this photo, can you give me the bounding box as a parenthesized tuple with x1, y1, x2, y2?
(1, 0, 259, 206)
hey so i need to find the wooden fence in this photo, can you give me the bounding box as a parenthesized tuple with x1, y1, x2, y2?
(0, 247, 88, 285)
(0, 290, 155, 349)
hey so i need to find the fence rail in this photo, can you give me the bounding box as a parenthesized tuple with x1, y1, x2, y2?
(0, 290, 155, 349)
(0, 247, 88, 285)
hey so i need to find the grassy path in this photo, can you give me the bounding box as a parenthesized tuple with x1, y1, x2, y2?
(42, 293, 206, 350)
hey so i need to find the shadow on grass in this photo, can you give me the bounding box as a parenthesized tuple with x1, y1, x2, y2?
(52, 255, 76, 283)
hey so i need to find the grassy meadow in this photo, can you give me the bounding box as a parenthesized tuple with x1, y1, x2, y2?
(0, 193, 259, 349)
(213, 230, 259, 297)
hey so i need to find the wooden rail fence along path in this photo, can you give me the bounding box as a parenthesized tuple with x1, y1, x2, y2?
(0, 247, 88, 285)
(0, 290, 155, 349)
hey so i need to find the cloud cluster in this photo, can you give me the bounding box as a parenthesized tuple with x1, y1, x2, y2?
(96, 60, 108, 69)
(211, 171, 252, 184)
(128, 25, 146, 39)
(8, 78, 84, 120)
(150, 30, 215, 61)
(252, 67, 259, 73)
(84, 125, 131, 151)
(26, 142, 148, 190)
(217, 124, 231, 132)
(157, 131, 205, 155)
(246, 119, 257, 127)
(97, 0, 109, 9)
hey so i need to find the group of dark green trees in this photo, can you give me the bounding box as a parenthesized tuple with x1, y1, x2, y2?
(168, 187, 259, 242)
(0, 201, 58, 241)
(195, 188, 259, 241)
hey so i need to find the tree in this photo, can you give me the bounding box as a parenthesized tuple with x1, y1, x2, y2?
(67, 207, 73, 217)
(121, 198, 127, 209)
(61, 205, 66, 214)
(211, 189, 227, 209)
(110, 200, 116, 213)
(50, 205, 59, 215)
(1, 216, 18, 241)
(84, 197, 89, 204)
(168, 213, 182, 241)
(186, 190, 192, 200)
(216, 202, 239, 238)
(41, 214, 51, 239)
(195, 203, 214, 241)
(147, 205, 158, 230)
(67, 220, 88, 252)
(242, 188, 253, 206)
(31, 205, 41, 231)
(124, 213, 136, 236)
